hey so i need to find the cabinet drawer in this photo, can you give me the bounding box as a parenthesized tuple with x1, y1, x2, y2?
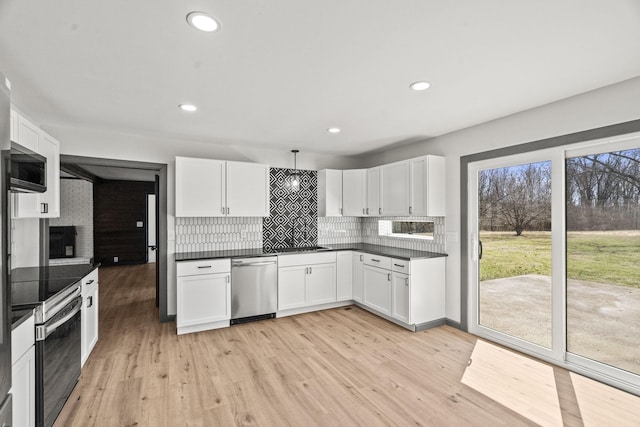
(177, 258, 231, 276)
(12, 314, 34, 363)
(391, 259, 410, 274)
(277, 252, 337, 267)
(363, 254, 391, 270)
(82, 269, 99, 287)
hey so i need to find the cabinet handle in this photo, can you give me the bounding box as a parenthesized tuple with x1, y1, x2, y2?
(221, 207, 225, 215)
(387, 273, 391, 281)
(366, 208, 369, 215)
(409, 206, 412, 214)
(405, 278, 409, 286)
(41, 203, 48, 214)
(309, 267, 312, 274)
(378, 207, 381, 214)
(339, 208, 343, 215)
(226, 275, 230, 283)
(87, 296, 93, 308)
(360, 255, 363, 261)
(371, 259, 380, 263)
(86, 279, 95, 285)
(226, 207, 230, 214)
(393, 264, 405, 268)
(197, 265, 212, 269)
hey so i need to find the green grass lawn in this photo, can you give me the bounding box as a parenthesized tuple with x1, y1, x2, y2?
(479, 231, 640, 288)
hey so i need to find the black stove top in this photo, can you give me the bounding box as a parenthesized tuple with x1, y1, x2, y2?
(11, 263, 98, 308)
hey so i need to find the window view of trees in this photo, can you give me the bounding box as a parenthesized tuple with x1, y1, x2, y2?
(566, 149, 640, 231)
(479, 162, 551, 236)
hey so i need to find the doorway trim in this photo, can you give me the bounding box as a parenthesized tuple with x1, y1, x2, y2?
(59, 155, 171, 322)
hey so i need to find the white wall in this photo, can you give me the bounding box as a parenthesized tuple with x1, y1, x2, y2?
(45, 126, 363, 316)
(362, 76, 640, 324)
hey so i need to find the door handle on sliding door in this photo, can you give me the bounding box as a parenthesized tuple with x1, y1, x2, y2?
(478, 240, 483, 260)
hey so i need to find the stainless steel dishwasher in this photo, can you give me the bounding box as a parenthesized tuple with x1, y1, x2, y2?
(230, 256, 278, 324)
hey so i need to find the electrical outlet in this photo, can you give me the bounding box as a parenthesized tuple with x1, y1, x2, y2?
(114, 256, 119, 263)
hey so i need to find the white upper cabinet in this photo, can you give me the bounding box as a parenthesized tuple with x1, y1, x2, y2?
(226, 161, 270, 217)
(176, 157, 225, 217)
(342, 169, 367, 216)
(380, 160, 411, 216)
(366, 167, 381, 216)
(318, 169, 342, 217)
(12, 111, 61, 219)
(409, 155, 446, 217)
(175, 157, 269, 217)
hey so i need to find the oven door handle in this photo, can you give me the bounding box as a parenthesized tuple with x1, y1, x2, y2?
(42, 297, 82, 340)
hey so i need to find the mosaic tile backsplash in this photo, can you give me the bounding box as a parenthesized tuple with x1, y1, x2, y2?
(175, 217, 263, 252)
(263, 168, 318, 250)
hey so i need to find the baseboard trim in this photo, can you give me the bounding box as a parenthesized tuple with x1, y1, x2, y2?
(415, 318, 446, 332)
(445, 318, 462, 330)
(277, 300, 353, 318)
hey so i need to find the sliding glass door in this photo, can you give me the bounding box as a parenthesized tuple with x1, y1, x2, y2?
(468, 133, 640, 391)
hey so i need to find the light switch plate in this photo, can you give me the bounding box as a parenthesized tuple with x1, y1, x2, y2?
(136, 221, 143, 228)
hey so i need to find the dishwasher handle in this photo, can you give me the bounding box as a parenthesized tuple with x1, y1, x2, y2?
(232, 260, 277, 267)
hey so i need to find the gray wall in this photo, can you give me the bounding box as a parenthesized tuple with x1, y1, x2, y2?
(361, 75, 640, 323)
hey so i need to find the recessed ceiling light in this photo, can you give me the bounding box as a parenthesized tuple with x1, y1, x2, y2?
(179, 104, 198, 112)
(409, 81, 431, 91)
(186, 12, 220, 32)
(327, 127, 341, 134)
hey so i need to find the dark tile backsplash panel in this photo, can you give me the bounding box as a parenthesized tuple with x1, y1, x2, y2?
(263, 168, 318, 250)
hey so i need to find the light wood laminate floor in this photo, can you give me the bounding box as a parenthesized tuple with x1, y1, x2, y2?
(54, 264, 640, 426)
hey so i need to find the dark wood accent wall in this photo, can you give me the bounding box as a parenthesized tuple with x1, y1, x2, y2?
(94, 180, 155, 265)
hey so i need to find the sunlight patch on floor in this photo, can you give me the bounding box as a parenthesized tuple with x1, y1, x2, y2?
(570, 372, 640, 427)
(461, 340, 563, 427)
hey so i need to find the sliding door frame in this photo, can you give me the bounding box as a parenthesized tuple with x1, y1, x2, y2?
(460, 119, 640, 396)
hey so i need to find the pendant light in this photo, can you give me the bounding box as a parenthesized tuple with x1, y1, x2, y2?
(290, 149, 301, 191)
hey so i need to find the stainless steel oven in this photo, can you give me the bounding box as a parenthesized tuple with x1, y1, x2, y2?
(35, 287, 82, 427)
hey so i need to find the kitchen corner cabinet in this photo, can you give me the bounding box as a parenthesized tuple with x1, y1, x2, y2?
(336, 251, 353, 301)
(12, 110, 61, 219)
(81, 269, 99, 367)
(278, 252, 337, 310)
(342, 169, 367, 216)
(12, 314, 36, 427)
(175, 157, 269, 217)
(176, 259, 231, 334)
(318, 169, 342, 216)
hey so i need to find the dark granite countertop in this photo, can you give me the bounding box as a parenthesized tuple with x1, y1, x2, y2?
(11, 263, 100, 284)
(176, 244, 447, 262)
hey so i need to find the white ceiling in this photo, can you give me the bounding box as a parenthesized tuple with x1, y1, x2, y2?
(1, 1, 639, 156)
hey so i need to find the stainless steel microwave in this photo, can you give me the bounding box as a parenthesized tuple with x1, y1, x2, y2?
(10, 142, 46, 193)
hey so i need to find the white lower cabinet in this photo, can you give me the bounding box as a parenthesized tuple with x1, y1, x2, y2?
(81, 269, 99, 367)
(363, 265, 392, 315)
(352, 252, 364, 302)
(391, 272, 410, 324)
(336, 251, 353, 301)
(277, 252, 337, 312)
(12, 314, 35, 427)
(177, 259, 231, 334)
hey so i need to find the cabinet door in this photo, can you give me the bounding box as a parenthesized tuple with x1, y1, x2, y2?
(409, 156, 427, 216)
(363, 265, 391, 315)
(226, 161, 270, 217)
(175, 157, 225, 217)
(366, 167, 381, 216)
(380, 160, 410, 216)
(342, 169, 367, 216)
(38, 132, 60, 218)
(307, 263, 337, 306)
(318, 169, 342, 216)
(177, 272, 231, 327)
(352, 252, 364, 302)
(336, 251, 353, 301)
(16, 114, 39, 152)
(278, 266, 307, 310)
(391, 273, 410, 324)
(82, 283, 99, 366)
(12, 346, 36, 427)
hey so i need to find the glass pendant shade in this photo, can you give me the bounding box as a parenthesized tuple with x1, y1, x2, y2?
(289, 149, 300, 191)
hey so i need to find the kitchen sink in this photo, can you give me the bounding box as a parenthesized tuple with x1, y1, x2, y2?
(276, 246, 330, 253)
